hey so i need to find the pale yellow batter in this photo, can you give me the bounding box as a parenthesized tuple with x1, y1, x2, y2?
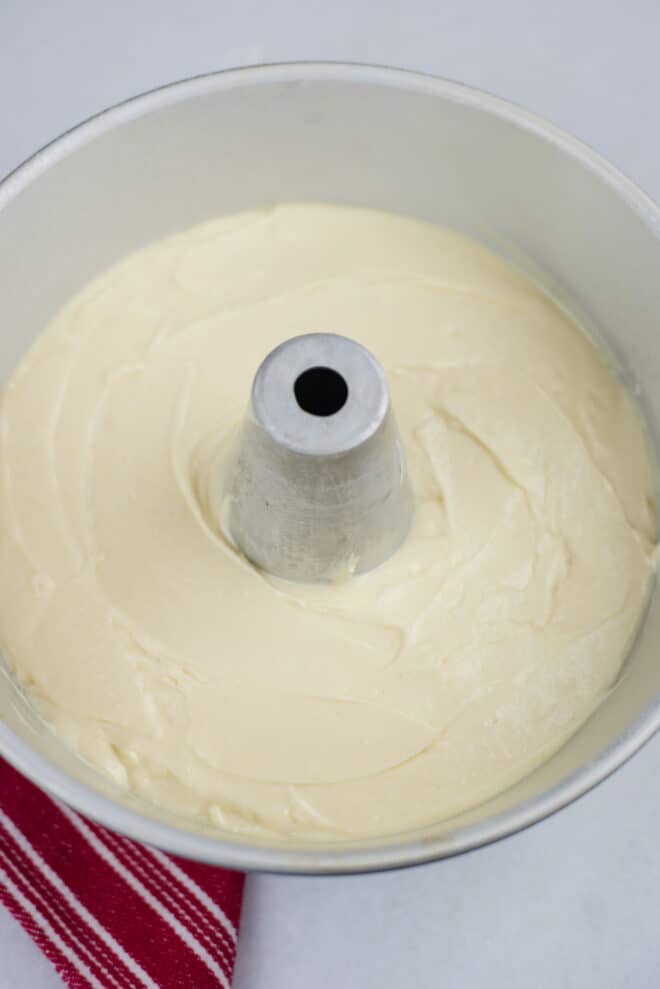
(0, 205, 656, 839)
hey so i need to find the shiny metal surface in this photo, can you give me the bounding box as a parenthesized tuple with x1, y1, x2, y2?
(1, 63, 660, 874)
(224, 333, 413, 581)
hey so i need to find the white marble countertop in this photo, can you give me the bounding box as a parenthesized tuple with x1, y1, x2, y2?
(2, 1, 660, 985)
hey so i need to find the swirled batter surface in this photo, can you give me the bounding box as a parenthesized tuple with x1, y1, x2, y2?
(0, 205, 656, 838)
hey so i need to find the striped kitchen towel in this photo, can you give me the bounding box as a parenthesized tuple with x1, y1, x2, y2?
(0, 758, 245, 988)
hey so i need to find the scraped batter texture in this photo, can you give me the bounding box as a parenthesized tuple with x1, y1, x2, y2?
(0, 205, 656, 839)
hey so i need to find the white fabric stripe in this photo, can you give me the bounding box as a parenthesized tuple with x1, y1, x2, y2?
(100, 829, 234, 969)
(0, 863, 106, 989)
(58, 804, 232, 989)
(148, 845, 238, 944)
(0, 809, 158, 989)
(104, 839, 234, 973)
(0, 843, 124, 989)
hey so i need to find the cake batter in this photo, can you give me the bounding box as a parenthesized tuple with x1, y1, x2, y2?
(0, 205, 655, 838)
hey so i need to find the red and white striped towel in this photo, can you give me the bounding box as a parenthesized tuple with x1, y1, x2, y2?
(0, 758, 245, 988)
